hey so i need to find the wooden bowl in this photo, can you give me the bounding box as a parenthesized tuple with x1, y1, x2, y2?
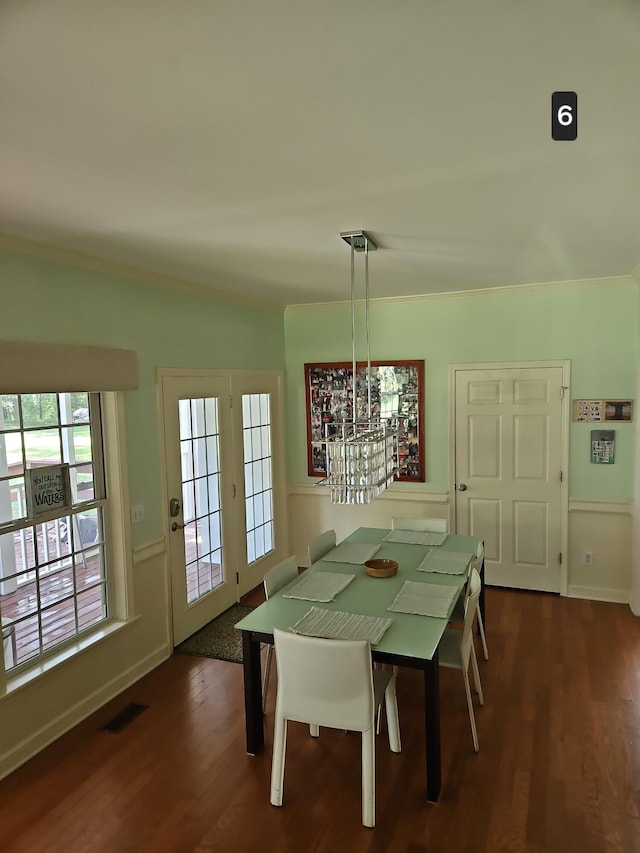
(364, 558, 399, 578)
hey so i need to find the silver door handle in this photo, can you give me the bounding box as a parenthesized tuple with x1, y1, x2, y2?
(458, 483, 467, 491)
(171, 521, 186, 532)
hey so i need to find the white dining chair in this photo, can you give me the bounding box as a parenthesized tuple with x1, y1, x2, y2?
(438, 568, 484, 752)
(262, 556, 300, 712)
(270, 628, 401, 828)
(391, 517, 448, 533)
(450, 541, 488, 660)
(308, 529, 336, 564)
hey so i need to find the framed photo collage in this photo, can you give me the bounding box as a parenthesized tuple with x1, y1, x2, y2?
(304, 360, 424, 482)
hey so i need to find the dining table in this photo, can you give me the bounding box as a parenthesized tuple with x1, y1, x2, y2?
(235, 525, 483, 803)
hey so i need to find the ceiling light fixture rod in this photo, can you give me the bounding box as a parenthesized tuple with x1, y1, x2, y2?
(365, 237, 371, 420)
(314, 229, 397, 505)
(341, 230, 377, 422)
(351, 234, 357, 425)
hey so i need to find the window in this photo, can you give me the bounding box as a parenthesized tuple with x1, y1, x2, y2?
(0, 392, 108, 673)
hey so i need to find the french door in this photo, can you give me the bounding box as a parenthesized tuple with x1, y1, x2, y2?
(161, 370, 287, 644)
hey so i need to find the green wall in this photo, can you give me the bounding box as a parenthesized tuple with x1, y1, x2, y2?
(2, 249, 636, 532)
(0, 249, 286, 545)
(284, 278, 638, 501)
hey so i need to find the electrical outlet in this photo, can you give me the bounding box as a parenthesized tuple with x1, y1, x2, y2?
(582, 551, 594, 566)
(130, 503, 145, 525)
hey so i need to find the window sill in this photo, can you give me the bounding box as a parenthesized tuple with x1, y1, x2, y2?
(1, 616, 140, 699)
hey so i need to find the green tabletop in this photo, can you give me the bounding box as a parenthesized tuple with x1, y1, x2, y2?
(236, 527, 480, 663)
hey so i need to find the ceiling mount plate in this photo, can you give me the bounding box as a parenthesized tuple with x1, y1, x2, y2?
(339, 230, 377, 252)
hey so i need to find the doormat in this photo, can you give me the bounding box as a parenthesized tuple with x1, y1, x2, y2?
(175, 604, 254, 664)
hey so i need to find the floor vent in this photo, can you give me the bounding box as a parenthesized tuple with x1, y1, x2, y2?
(102, 702, 149, 733)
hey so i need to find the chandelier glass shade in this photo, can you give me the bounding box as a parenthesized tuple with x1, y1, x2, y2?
(319, 230, 399, 505)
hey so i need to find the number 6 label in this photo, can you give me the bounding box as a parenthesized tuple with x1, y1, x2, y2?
(552, 92, 577, 140)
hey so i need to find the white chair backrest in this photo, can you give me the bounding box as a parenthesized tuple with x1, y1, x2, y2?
(392, 517, 448, 533)
(273, 628, 375, 732)
(308, 529, 337, 564)
(460, 569, 481, 665)
(263, 556, 299, 600)
(464, 540, 484, 582)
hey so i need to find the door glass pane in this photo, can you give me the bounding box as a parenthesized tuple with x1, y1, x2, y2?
(261, 425, 270, 457)
(191, 399, 206, 438)
(178, 400, 191, 440)
(208, 512, 221, 551)
(194, 476, 208, 519)
(245, 496, 254, 530)
(181, 480, 195, 524)
(242, 393, 275, 564)
(207, 474, 220, 513)
(264, 520, 273, 552)
(246, 530, 255, 564)
(178, 397, 224, 605)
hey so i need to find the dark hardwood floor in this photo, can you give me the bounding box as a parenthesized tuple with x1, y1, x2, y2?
(1, 586, 640, 852)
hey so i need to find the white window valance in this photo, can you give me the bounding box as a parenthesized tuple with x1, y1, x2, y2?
(0, 341, 138, 392)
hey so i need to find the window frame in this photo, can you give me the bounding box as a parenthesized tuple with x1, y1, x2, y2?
(0, 390, 134, 688)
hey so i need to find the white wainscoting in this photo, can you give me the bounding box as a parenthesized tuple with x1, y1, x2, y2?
(288, 486, 634, 605)
(0, 537, 170, 781)
(567, 499, 632, 603)
(287, 484, 449, 566)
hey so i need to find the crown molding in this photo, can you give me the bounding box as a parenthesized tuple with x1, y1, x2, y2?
(2, 230, 634, 313)
(285, 274, 635, 312)
(0, 232, 285, 313)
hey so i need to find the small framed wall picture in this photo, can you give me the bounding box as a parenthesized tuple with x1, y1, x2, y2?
(604, 400, 633, 422)
(25, 463, 72, 518)
(573, 399, 633, 423)
(591, 430, 615, 464)
(304, 360, 425, 481)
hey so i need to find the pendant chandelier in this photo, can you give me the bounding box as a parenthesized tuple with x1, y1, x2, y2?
(319, 230, 399, 505)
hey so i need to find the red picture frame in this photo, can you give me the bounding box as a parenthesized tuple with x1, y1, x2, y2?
(304, 360, 425, 482)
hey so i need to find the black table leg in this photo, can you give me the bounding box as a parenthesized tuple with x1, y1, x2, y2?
(424, 650, 441, 803)
(478, 551, 485, 637)
(242, 631, 264, 755)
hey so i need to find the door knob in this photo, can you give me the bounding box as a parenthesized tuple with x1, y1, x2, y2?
(458, 483, 467, 491)
(171, 521, 186, 532)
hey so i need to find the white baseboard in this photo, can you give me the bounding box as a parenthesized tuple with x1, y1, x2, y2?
(0, 642, 171, 781)
(567, 585, 630, 604)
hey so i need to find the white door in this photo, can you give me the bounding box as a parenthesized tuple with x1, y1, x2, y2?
(453, 365, 567, 593)
(161, 371, 288, 643)
(231, 372, 288, 597)
(162, 375, 237, 643)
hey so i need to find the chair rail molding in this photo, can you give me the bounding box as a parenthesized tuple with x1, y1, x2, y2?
(133, 537, 167, 566)
(569, 498, 633, 515)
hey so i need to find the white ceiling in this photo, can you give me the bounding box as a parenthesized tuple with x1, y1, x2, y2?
(1, 0, 639, 306)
